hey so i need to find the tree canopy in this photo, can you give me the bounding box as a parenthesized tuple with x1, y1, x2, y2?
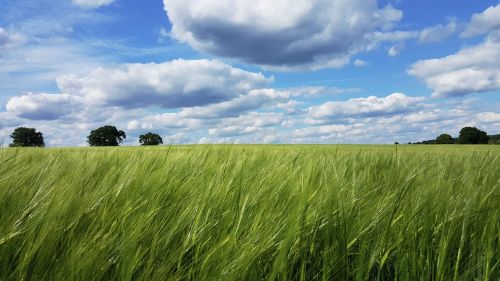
(435, 134, 453, 144)
(458, 127, 489, 144)
(88, 126, 126, 146)
(9, 127, 45, 147)
(139, 132, 163, 146)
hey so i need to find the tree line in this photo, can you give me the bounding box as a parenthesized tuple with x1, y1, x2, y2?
(409, 127, 499, 145)
(8, 126, 163, 147)
(6, 125, 499, 147)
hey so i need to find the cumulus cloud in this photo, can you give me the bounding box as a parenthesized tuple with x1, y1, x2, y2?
(57, 59, 272, 109)
(164, 0, 402, 69)
(4, 59, 275, 132)
(409, 4, 500, 97)
(461, 4, 500, 37)
(409, 39, 500, 97)
(179, 88, 290, 119)
(203, 112, 285, 140)
(1, 89, 498, 146)
(72, 0, 115, 9)
(6, 93, 84, 120)
(308, 93, 425, 121)
(1, 59, 289, 145)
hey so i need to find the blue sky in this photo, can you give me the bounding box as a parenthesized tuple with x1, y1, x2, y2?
(0, 0, 499, 146)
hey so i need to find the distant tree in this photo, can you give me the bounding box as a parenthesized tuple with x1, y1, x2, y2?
(394, 142, 399, 145)
(488, 134, 500, 144)
(9, 127, 45, 147)
(88, 126, 126, 146)
(458, 127, 489, 144)
(436, 134, 454, 144)
(139, 132, 163, 146)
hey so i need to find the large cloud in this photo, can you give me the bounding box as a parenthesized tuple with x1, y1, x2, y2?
(409, 37, 500, 98)
(164, 0, 402, 69)
(5, 60, 273, 122)
(308, 93, 425, 121)
(409, 4, 500, 97)
(56, 59, 272, 109)
(6, 93, 84, 120)
(461, 4, 500, 37)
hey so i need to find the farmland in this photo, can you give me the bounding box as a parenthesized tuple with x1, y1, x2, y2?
(0, 145, 499, 280)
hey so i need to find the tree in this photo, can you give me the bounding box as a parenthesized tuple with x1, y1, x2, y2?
(458, 127, 489, 144)
(9, 127, 45, 147)
(435, 134, 454, 144)
(88, 126, 126, 146)
(139, 132, 163, 146)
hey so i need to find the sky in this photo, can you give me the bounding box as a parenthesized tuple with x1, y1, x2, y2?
(0, 0, 499, 146)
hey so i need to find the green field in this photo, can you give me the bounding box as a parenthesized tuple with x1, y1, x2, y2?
(0, 145, 499, 280)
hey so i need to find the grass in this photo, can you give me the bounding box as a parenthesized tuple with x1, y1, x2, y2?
(0, 145, 498, 280)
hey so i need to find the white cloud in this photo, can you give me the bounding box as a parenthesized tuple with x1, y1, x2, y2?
(288, 100, 499, 144)
(308, 93, 425, 120)
(418, 20, 457, 43)
(292, 124, 353, 139)
(57, 59, 272, 109)
(409, 38, 500, 97)
(1, 89, 498, 146)
(370, 30, 419, 44)
(179, 88, 289, 119)
(285, 86, 361, 97)
(158, 27, 170, 43)
(6, 93, 84, 120)
(127, 119, 140, 130)
(461, 4, 500, 37)
(477, 112, 500, 123)
(388, 45, 403, 57)
(0, 33, 113, 107)
(164, 0, 402, 69)
(409, 4, 500, 97)
(1, 58, 286, 146)
(72, 0, 115, 9)
(0, 27, 26, 52)
(209, 126, 258, 138)
(354, 59, 368, 67)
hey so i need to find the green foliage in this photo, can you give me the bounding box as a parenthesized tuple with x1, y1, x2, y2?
(489, 134, 500, 144)
(8, 127, 45, 147)
(0, 145, 499, 280)
(458, 127, 489, 144)
(435, 133, 454, 144)
(139, 132, 163, 146)
(87, 125, 126, 146)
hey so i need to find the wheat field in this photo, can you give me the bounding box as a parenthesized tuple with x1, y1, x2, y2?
(0, 145, 498, 280)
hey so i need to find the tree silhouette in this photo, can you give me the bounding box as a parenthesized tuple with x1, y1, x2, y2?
(139, 132, 163, 146)
(9, 127, 45, 147)
(458, 127, 488, 144)
(436, 134, 453, 144)
(88, 126, 126, 146)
